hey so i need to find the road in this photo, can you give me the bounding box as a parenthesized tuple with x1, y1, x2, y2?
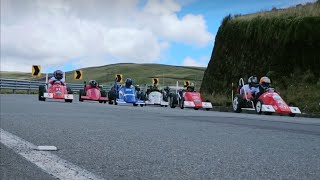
(1, 94, 320, 179)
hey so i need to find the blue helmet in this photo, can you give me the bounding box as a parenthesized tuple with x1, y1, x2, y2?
(125, 78, 133, 87)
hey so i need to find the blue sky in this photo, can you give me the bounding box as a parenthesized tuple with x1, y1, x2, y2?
(1, 0, 316, 73)
(162, 0, 316, 67)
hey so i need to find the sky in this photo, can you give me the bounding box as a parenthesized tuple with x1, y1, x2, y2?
(0, 0, 316, 73)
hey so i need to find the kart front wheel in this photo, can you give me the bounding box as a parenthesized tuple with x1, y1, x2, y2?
(38, 85, 46, 101)
(65, 99, 72, 103)
(232, 95, 242, 113)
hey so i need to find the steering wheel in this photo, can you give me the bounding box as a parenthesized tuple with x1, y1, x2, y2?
(54, 81, 62, 85)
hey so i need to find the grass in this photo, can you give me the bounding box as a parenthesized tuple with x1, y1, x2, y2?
(201, 2, 320, 113)
(0, 63, 206, 88)
(235, 2, 320, 21)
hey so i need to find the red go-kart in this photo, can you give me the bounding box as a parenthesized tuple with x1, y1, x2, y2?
(180, 91, 213, 110)
(254, 88, 301, 116)
(168, 81, 212, 110)
(79, 81, 108, 103)
(38, 75, 73, 103)
(232, 78, 301, 117)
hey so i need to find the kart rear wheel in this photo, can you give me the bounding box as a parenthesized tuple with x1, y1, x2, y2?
(180, 98, 184, 109)
(255, 100, 263, 114)
(79, 89, 85, 102)
(133, 103, 138, 106)
(169, 96, 176, 108)
(140, 104, 143, 107)
(194, 108, 199, 110)
(232, 95, 242, 113)
(100, 90, 107, 97)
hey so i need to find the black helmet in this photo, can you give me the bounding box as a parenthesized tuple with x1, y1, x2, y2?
(53, 70, 63, 80)
(89, 80, 97, 88)
(187, 83, 195, 91)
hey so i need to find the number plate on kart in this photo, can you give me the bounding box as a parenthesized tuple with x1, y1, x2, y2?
(289, 107, 301, 114)
(44, 93, 53, 98)
(64, 94, 73, 99)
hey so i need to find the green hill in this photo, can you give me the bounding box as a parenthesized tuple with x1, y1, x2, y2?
(201, 2, 320, 113)
(0, 63, 206, 88)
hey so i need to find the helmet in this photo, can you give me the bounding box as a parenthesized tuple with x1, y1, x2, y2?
(187, 83, 195, 92)
(260, 76, 271, 89)
(89, 80, 97, 88)
(135, 85, 140, 91)
(248, 75, 259, 87)
(125, 78, 133, 88)
(53, 70, 63, 80)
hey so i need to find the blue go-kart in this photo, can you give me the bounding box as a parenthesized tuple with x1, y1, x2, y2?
(108, 79, 145, 107)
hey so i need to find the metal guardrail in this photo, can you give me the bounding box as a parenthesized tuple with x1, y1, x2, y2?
(0, 78, 193, 94)
(0, 78, 112, 94)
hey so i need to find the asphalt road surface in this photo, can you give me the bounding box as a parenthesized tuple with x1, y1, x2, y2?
(1, 94, 320, 179)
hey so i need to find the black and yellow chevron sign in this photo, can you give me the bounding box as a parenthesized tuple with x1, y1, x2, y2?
(74, 70, 83, 80)
(152, 78, 159, 85)
(32, 65, 41, 77)
(184, 81, 190, 87)
(116, 74, 123, 82)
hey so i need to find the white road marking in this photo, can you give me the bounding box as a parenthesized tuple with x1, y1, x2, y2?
(0, 129, 105, 180)
(36, 146, 58, 151)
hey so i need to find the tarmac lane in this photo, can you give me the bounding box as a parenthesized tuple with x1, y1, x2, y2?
(1, 94, 320, 179)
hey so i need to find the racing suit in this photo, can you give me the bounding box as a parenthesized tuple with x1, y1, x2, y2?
(48, 77, 65, 88)
(240, 84, 260, 99)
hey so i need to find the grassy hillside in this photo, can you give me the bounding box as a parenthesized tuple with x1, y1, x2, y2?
(201, 2, 320, 113)
(1, 63, 206, 88)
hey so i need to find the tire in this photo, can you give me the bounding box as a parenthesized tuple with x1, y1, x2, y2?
(140, 104, 143, 107)
(169, 96, 176, 108)
(255, 100, 263, 114)
(100, 90, 106, 97)
(289, 113, 296, 117)
(232, 95, 243, 113)
(180, 97, 184, 109)
(133, 103, 138, 106)
(38, 85, 46, 101)
(65, 99, 72, 103)
(79, 89, 85, 102)
(108, 91, 116, 105)
(194, 107, 199, 110)
(288, 102, 296, 117)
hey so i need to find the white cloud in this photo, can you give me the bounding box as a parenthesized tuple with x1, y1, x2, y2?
(182, 56, 208, 67)
(1, 0, 213, 72)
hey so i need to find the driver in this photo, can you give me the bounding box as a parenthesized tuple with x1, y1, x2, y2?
(85, 80, 99, 91)
(239, 75, 260, 99)
(186, 83, 195, 92)
(48, 70, 65, 88)
(125, 78, 133, 88)
(256, 76, 273, 98)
